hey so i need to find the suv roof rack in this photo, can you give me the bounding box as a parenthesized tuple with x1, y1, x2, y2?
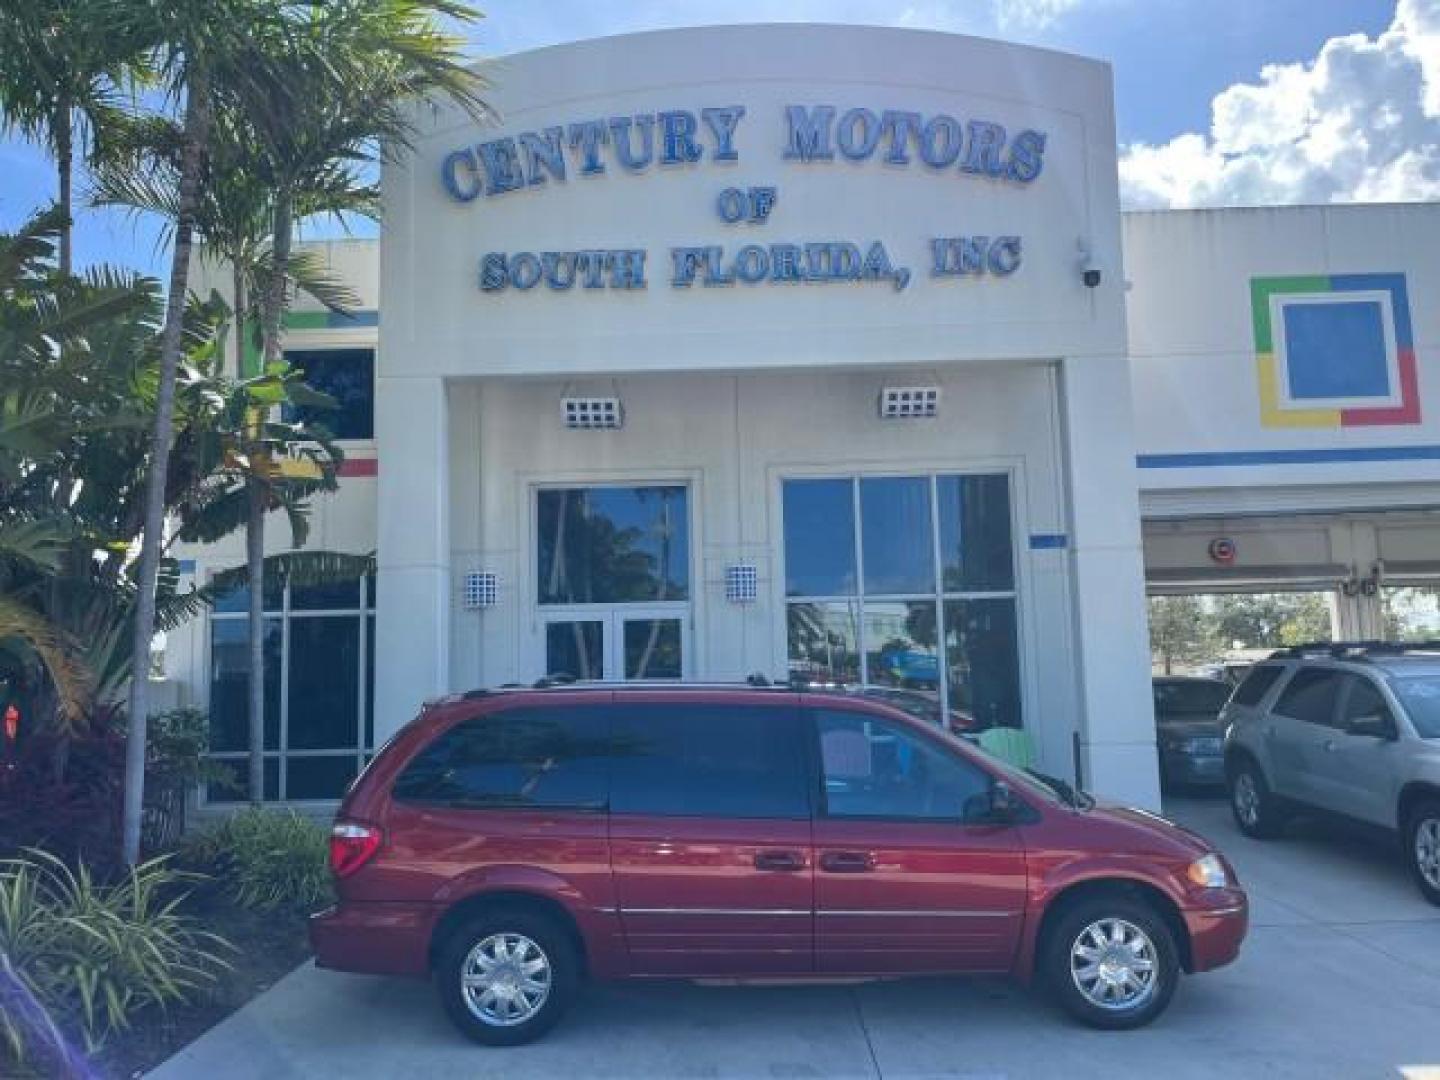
(1267, 640, 1440, 661)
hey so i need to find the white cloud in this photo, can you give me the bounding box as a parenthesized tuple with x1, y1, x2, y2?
(1121, 0, 1440, 208)
(994, 0, 1083, 32)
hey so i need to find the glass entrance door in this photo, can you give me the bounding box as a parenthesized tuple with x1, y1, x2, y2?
(542, 609, 687, 681)
(536, 484, 692, 683)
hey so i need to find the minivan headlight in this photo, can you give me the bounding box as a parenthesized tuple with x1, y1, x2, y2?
(1186, 853, 1229, 889)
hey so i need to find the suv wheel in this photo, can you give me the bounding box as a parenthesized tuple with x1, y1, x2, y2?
(1042, 897, 1180, 1030)
(1229, 760, 1284, 839)
(1405, 799, 1440, 907)
(437, 908, 580, 1046)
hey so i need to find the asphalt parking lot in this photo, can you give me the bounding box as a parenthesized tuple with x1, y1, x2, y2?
(151, 796, 1440, 1079)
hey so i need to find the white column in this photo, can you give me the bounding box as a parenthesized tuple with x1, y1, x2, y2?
(1060, 354, 1160, 810)
(374, 376, 450, 741)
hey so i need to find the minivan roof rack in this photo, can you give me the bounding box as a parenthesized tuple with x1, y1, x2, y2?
(1267, 641, 1440, 661)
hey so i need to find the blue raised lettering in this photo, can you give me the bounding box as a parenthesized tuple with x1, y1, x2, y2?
(734, 245, 768, 283)
(477, 137, 524, 195)
(1005, 129, 1047, 183)
(541, 251, 576, 289)
(880, 111, 921, 164)
(519, 128, 566, 186)
(784, 105, 835, 161)
(609, 250, 647, 289)
(508, 252, 542, 289)
(920, 116, 963, 168)
(770, 244, 801, 283)
(567, 120, 609, 175)
(961, 121, 1008, 177)
(836, 108, 881, 161)
(609, 115, 655, 170)
(659, 111, 703, 165)
(671, 247, 707, 287)
(480, 253, 507, 290)
(988, 236, 1022, 275)
(576, 251, 609, 289)
(716, 188, 746, 223)
(700, 106, 746, 161)
(442, 147, 482, 201)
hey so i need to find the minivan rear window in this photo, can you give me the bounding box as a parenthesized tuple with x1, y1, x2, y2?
(1231, 664, 1284, 707)
(609, 704, 809, 819)
(393, 707, 610, 809)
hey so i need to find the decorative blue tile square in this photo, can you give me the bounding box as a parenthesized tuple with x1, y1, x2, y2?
(1282, 300, 1389, 400)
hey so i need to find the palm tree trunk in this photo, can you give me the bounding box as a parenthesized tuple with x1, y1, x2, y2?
(246, 189, 293, 803)
(56, 98, 72, 277)
(122, 67, 211, 867)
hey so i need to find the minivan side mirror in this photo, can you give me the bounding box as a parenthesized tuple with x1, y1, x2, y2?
(1347, 712, 1397, 740)
(988, 780, 1019, 822)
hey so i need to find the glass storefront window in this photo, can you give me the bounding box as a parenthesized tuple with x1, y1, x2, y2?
(537, 486, 689, 605)
(784, 474, 1022, 731)
(207, 575, 374, 803)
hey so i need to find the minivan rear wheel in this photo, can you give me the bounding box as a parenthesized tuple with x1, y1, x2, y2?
(437, 907, 579, 1046)
(1043, 896, 1179, 1030)
(1404, 799, 1440, 907)
(1229, 760, 1284, 839)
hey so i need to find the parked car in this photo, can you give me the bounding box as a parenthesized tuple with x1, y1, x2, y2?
(1152, 677, 1232, 789)
(311, 685, 1247, 1045)
(1222, 642, 1440, 905)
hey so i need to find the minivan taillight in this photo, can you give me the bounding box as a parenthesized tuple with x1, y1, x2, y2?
(330, 822, 382, 879)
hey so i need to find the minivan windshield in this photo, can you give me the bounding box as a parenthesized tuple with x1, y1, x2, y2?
(1388, 675, 1440, 738)
(954, 730, 1079, 808)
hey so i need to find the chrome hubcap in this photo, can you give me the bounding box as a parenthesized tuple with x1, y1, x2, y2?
(1234, 773, 1260, 827)
(1070, 918, 1158, 1011)
(461, 933, 551, 1027)
(1416, 818, 1440, 890)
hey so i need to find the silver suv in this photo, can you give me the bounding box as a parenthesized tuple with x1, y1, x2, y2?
(1221, 643, 1440, 906)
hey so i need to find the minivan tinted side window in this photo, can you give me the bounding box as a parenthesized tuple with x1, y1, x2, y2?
(814, 709, 991, 821)
(1272, 669, 1343, 727)
(609, 704, 808, 819)
(1232, 664, 1284, 706)
(393, 707, 610, 809)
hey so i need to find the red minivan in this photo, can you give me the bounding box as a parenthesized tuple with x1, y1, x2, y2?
(311, 686, 1247, 1045)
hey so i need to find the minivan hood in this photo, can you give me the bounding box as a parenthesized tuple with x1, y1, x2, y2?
(1084, 803, 1215, 859)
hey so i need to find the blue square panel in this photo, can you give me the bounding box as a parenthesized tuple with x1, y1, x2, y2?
(1282, 300, 1390, 400)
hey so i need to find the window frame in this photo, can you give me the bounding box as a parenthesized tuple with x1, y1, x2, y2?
(775, 467, 1026, 732)
(281, 346, 377, 442)
(804, 705, 1000, 826)
(204, 573, 376, 805)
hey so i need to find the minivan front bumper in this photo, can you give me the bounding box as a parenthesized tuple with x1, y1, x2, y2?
(1181, 888, 1248, 972)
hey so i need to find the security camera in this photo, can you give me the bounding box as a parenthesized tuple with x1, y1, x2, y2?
(1082, 267, 1102, 288)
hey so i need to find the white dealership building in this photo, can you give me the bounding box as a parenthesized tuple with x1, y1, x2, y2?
(170, 25, 1440, 811)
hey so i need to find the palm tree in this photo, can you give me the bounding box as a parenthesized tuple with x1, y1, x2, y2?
(0, 0, 138, 274)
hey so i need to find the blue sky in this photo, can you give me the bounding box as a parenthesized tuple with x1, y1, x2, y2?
(0, 0, 1419, 274)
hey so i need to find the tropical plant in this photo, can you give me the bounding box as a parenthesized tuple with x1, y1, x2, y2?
(178, 807, 330, 911)
(0, 850, 231, 1066)
(0, 0, 140, 274)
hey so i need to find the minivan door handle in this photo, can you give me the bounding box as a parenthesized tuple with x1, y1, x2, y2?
(819, 851, 874, 874)
(753, 850, 805, 872)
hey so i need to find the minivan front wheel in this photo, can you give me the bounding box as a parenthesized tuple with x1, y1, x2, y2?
(1229, 760, 1284, 839)
(437, 909, 579, 1046)
(1043, 897, 1179, 1030)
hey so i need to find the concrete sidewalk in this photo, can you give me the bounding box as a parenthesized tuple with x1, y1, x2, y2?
(149, 798, 1440, 1079)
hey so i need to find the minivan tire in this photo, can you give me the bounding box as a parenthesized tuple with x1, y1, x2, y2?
(1042, 896, 1180, 1030)
(436, 907, 580, 1046)
(1229, 759, 1285, 839)
(1404, 798, 1440, 907)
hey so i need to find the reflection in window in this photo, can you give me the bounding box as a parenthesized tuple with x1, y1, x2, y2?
(283, 348, 375, 440)
(537, 487, 689, 605)
(546, 621, 604, 680)
(787, 601, 862, 684)
(624, 619, 682, 679)
(208, 576, 374, 803)
(783, 474, 1021, 731)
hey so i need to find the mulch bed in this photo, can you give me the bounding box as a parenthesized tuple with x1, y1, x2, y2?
(92, 893, 314, 1079)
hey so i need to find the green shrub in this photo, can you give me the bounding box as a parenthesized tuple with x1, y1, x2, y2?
(0, 850, 231, 1067)
(180, 808, 331, 911)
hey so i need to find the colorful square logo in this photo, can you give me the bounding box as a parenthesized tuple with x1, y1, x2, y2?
(1251, 273, 1419, 428)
